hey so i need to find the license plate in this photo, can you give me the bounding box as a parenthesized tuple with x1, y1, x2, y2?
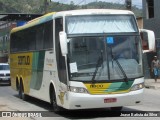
(104, 98, 117, 103)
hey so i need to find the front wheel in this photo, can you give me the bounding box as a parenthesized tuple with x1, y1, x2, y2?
(51, 89, 61, 113)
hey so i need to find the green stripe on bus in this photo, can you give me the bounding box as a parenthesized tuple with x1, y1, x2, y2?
(39, 15, 53, 23)
(30, 51, 45, 90)
(105, 81, 134, 92)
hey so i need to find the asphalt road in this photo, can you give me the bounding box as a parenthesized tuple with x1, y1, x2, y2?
(0, 85, 160, 120)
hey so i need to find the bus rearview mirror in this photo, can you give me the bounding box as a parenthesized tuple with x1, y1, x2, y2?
(59, 31, 68, 56)
(140, 29, 155, 53)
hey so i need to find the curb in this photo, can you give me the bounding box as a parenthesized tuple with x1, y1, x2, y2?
(145, 85, 160, 89)
(145, 83, 160, 89)
(144, 79, 160, 89)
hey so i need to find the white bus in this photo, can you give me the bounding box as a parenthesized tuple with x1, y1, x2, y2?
(10, 9, 155, 112)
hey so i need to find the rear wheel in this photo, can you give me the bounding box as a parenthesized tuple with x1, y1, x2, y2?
(18, 81, 28, 101)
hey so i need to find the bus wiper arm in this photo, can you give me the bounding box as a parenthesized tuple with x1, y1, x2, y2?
(91, 51, 103, 82)
(110, 47, 128, 82)
(115, 59, 128, 82)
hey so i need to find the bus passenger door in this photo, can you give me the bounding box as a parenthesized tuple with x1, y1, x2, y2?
(55, 18, 68, 106)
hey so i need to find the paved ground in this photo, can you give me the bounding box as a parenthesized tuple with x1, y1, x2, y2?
(144, 79, 160, 89)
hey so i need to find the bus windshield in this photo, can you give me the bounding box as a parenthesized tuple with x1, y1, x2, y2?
(68, 35, 143, 82)
(66, 15, 138, 34)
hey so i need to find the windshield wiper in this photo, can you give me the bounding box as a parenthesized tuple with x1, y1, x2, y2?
(110, 47, 128, 82)
(91, 50, 103, 83)
(114, 59, 128, 82)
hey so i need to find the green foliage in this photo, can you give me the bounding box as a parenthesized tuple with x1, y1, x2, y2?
(0, 0, 44, 13)
(0, 0, 142, 17)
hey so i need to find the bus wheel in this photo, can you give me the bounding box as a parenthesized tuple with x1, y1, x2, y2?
(110, 106, 123, 111)
(18, 81, 28, 101)
(51, 89, 61, 113)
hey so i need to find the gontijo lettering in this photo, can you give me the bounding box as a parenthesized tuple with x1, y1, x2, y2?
(90, 84, 104, 88)
(18, 56, 30, 65)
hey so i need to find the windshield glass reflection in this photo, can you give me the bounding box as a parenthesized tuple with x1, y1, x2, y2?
(68, 35, 143, 82)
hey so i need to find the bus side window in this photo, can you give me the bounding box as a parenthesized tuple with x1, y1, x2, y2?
(36, 25, 44, 50)
(44, 21, 53, 49)
(28, 30, 36, 51)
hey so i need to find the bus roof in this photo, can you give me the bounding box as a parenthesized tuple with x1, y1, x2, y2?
(11, 9, 134, 33)
(11, 12, 55, 33)
(56, 9, 134, 16)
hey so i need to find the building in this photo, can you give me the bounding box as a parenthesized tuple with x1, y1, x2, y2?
(143, 0, 160, 46)
(143, 0, 160, 52)
(0, 14, 42, 63)
(137, 17, 143, 29)
(0, 21, 16, 62)
(142, 0, 158, 78)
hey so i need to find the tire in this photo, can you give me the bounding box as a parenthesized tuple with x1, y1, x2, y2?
(110, 106, 123, 111)
(50, 89, 61, 113)
(18, 81, 28, 101)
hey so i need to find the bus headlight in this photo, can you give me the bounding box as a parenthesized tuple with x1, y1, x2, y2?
(69, 86, 88, 93)
(130, 83, 144, 91)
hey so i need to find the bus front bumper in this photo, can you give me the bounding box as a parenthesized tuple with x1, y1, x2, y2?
(65, 89, 143, 110)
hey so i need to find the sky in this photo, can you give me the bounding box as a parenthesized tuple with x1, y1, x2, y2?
(52, 0, 142, 8)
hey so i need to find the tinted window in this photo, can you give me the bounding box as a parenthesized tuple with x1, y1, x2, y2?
(44, 21, 53, 49)
(10, 20, 53, 53)
(0, 65, 10, 70)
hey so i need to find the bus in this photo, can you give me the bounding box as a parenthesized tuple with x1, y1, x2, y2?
(10, 9, 155, 112)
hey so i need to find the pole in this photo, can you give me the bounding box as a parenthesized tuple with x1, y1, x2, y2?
(44, 0, 51, 14)
(125, 0, 132, 10)
(44, 0, 47, 13)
